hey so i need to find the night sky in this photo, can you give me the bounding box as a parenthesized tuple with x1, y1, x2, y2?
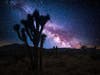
(0, 0, 100, 48)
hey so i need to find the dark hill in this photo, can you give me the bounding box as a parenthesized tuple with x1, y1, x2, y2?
(0, 44, 30, 56)
(0, 44, 100, 75)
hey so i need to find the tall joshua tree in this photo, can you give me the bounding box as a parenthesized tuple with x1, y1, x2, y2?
(13, 9, 50, 75)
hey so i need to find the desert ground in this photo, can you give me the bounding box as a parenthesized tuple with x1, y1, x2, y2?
(0, 50, 100, 75)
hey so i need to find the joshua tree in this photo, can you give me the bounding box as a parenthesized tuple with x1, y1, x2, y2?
(55, 46, 58, 56)
(13, 9, 50, 75)
(81, 45, 87, 49)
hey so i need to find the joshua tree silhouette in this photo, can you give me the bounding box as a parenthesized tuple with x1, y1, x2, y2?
(13, 9, 50, 75)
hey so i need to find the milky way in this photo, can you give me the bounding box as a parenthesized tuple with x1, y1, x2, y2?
(7, 0, 82, 48)
(44, 22, 81, 48)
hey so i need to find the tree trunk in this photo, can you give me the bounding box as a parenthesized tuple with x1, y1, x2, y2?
(25, 43, 34, 72)
(33, 45, 39, 75)
(39, 42, 43, 75)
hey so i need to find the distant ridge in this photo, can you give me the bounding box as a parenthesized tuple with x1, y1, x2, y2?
(0, 43, 99, 57)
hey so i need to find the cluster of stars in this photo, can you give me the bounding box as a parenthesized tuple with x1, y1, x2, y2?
(8, 0, 82, 48)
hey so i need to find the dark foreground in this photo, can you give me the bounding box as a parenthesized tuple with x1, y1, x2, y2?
(0, 53, 100, 75)
(0, 44, 100, 75)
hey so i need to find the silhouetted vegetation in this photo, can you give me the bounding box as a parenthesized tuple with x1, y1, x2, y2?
(53, 46, 58, 57)
(81, 45, 87, 49)
(13, 9, 50, 75)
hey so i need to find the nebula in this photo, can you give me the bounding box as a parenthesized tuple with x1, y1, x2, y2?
(7, 0, 81, 48)
(43, 22, 81, 48)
